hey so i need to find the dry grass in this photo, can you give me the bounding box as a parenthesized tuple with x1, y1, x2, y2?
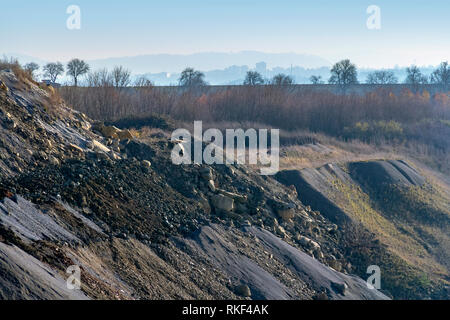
(332, 178, 447, 277)
(0, 57, 35, 88)
(60, 85, 450, 133)
(60, 84, 450, 175)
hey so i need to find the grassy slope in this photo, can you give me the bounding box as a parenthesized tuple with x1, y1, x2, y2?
(277, 137, 450, 299)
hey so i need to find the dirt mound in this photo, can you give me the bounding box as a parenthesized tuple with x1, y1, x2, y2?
(275, 160, 450, 299)
(348, 160, 425, 190)
(185, 224, 388, 300)
(275, 166, 352, 224)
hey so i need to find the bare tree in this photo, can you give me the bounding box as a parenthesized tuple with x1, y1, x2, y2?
(43, 62, 64, 83)
(179, 68, 206, 87)
(310, 75, 324, 84)
(86, 69, 113, 87)
(329, 59, 358, 85)
(366, 70, 398, 84)
(134, 75, 153, 87)
(243, 71, 264, 85)
(24, 62, 39, 79)
(430, 61, 450, 88)
(67, 58, 90, 86)
(112, 66, 131, 88)
(271, 73, 294, 85)
(404, 65, 428, 85)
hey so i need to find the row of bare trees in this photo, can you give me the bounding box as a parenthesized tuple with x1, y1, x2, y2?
(313, 60, 450, 86)
(60, 83, 450, 134)
(21, 58, 139, 88)
(22, 57, 450, 89)
(23, 59, 90, 85)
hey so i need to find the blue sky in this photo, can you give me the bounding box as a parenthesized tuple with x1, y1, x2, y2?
(1, 0, 449, 68)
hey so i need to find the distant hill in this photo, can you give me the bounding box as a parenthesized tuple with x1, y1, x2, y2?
(86, 51, 331, 74)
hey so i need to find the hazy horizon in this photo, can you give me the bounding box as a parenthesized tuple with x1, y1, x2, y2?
(1, 0, 449, 70)
(3, 50, 443, 85)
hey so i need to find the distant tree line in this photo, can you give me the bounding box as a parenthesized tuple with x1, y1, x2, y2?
(307, 59, 450, 88)
(18, 57, 450, 89)
(232, 59, 448, 88)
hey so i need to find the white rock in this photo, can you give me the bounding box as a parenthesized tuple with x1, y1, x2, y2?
(211, 194, 234, 212)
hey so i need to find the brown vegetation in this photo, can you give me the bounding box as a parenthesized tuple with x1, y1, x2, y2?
(60, 85, 449, 133)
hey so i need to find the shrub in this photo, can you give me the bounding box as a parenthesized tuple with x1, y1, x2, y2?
(344, 120, 404, 141)
(0, 57, 34, 84)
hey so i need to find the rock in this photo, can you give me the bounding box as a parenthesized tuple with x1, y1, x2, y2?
(313, 292, 329, 300)
(5, 119, 17, 129)
(82, 207, 92, 215)
(310, 240, 321, 251)
(315, 250, 324, 260)
(112, 139, 120, 147)
(312, 226, 321, 235)
(0, 80, 8, 91)
(91, 140, 110, 153)
(235, 202, 248, 214)
(297, 235, 320, 251)
(235, 284, 251, 297)
(80, 195, 88, 206)
(328, 260, 342, 272)
(297, 235, 310, 246)
(96, 152, 110, 161)
(117, 232, 128, 240)
(200, 167, 213, 181)
(327, 224, 338, 234)
(142, 160, 152, 167)
(226, 166, 235, 175)
(300, 215, 314, 228)
(277, 207, 295, 222)
(345, 262, 352, 272)
(331, 281, 348, 295)
(266, 217, 279, 227)
(109, 151, 121, 160)
(217, 189, 247, 203)
(117, 129, 133, 140)
(45, 139, 52, 149)
(97, 124, 120, 139)
(275, 225, 286, 237)
(38, 151, 48, 160)
(68, 143, 84, 154)
(207, 180, 216, 192)
(311, 210, 320, 217)
(211, 194, 234, 212)
(287, 184, 298, 197)
(92, 123, 133, 141)
(198, 194, 211, 214)
(272, 201, 295, 222)
(242, 220, 251, 227)
(48, 156, 60, 166)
